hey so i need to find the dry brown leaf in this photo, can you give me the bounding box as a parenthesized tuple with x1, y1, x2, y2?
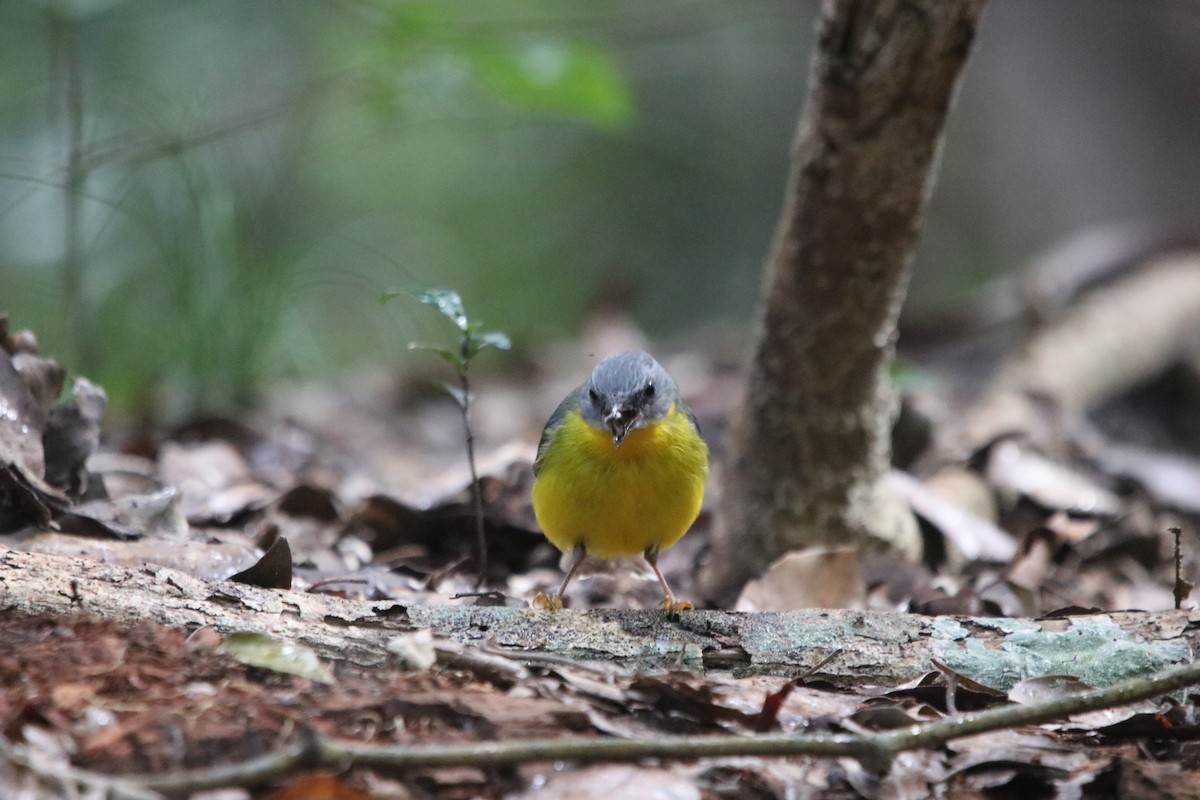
(1006, 527, 1057, 593)
(736, 547, 865, 611)
(264, 773, 373, 800)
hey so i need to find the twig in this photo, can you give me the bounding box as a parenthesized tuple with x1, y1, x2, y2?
(306, 576, 369, 593)
(395, 288, 509, 589)
(120, 657, 1200, 796)
(454, 355, 489, 589)
(50, 9, 94, 373)
(1172, 527, 1192, 610)
(0, 736, 161, 800)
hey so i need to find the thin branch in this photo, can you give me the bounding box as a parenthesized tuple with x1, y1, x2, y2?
(0, 736, 161, 800)
(51, 10, 93, 372)
(1172, 526, 1192, 610)
(457, 354, 488, 589)
(123, 658, 1200, 797)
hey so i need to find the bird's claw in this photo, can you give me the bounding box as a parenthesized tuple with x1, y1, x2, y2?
(532, 592, 565, 610)
(661, 596, 694, 613)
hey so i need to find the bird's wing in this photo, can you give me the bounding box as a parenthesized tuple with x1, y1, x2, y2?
(534, 385, 583, 476)
(672, 387, 702, 436)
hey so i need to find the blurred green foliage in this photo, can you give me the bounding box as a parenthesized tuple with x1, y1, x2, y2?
(0, 0, 806, 416)
(10, 0, 1189, 418)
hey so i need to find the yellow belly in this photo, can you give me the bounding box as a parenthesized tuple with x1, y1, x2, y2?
(531, 405, 708, 559)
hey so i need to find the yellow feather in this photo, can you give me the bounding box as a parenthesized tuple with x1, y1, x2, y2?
(531, 403, 708, 559)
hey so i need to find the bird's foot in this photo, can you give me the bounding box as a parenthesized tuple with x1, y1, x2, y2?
(532, 592, 565, 610)
(660, 595, 694, 613)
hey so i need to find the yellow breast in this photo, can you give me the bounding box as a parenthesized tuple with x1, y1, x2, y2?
(531, 404, 709, 559)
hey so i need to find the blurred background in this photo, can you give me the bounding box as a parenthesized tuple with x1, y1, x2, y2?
(2, 0, 1199, 418)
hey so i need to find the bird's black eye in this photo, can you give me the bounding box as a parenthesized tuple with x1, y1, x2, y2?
(643, 381, 655, 399)
(588, 388, 601, 404)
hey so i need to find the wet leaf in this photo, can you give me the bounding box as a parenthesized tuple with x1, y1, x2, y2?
(465, 329, 512, 358)
(408, 342, 464, 370)
(406, 287, 469, 331)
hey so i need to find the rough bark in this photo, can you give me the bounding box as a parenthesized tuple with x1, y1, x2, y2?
(704, 0, 988, 601)
(1, 547, 1192, 690)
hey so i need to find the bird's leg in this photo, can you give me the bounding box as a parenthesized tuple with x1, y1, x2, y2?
(533, 544, 586, 610)
(645, 546, 693, 612)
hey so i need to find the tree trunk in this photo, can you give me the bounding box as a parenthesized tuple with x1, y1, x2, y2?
(704, 0, 988, 601)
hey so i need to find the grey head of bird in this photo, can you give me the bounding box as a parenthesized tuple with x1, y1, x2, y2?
(580, 350, 678, 447)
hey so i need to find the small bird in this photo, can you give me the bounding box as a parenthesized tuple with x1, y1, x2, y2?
(531, 351, 709, 610)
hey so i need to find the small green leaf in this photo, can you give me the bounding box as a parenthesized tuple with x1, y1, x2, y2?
(409, 287, 469, 331)
(439, 381, 469, 408)
(466, 39, 633, 128)
(217, 632, 334, 684)
(408, 342, 464, 370)
(465, 330, 512, 359)
(475, 330, 511, 350)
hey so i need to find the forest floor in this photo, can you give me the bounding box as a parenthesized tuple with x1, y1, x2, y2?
(2, 244, 1200, 799)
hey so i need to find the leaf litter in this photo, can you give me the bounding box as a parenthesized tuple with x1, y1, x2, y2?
(3, 243, 1200, 799)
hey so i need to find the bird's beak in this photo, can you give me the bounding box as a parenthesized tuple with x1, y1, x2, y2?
(605, 406, 640, 448)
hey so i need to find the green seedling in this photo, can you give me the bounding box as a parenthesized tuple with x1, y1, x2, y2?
(384, 287, 510, 588)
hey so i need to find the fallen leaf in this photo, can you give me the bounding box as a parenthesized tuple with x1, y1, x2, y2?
(386, 629, 436, 671)
(736, 547, 865, 611)
(1006, 527, 1057, 593)
(1009, 674, 1153, 729)
(1008, 673, 1096, 705)
(986, 439, 1121, 516)
(216, 632, 332, 684)
(265, 773, 372, 800)
(42, 377, 107, 497)
(229, 537, 293, 589)
(886, 662, 1007, 714)
(890, 469, 1015, 563)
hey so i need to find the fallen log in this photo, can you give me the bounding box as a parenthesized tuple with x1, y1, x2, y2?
(0, 546, 1191, 689)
